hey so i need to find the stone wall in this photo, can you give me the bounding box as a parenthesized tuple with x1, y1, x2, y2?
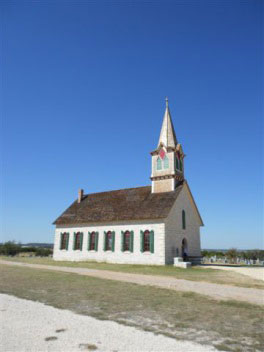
(53, 220, 165, 265)
(152, 179, 174, 193)
(164, 184, 202, 264)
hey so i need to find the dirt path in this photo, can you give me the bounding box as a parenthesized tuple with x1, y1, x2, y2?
(201, 265, 264, 281)
(0, 260, 263, 306)
(0, 294, 217, 352)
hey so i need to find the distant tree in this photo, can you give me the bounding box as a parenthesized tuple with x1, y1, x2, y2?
(226, 248, 238, 264)
(215, 251, 224, 258)
(0, 241, 21, 256)
(201, 250, 209, 257)
(20, 246, 37, 253)
(35, 248, 52, 257)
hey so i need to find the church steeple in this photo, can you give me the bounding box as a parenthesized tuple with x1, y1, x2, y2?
(157, 98, 178, 149)
(151, 99, 185, 193)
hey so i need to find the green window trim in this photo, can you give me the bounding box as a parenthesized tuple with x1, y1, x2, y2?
(73, 232, 83, 251)
(80, 232, 83, 251)
(157, 157, 162, 170)
(140, 230, 154, 253)
(87, 232, 91, 251)
(176, 157, 179, 170)
(95, 232, 99, 251)
(179, 159, 183, 171)
(130, 231, 134, 253)
(103, 231, 107, 251)
(88, 232, 99, 251)
(73, 232, 76, 250)
(60, 233, 63, 250)
(111, 231, 115, 252)
(150, 230, 154, 253)
(121, 231, 125, 252)
(121, 230, 134, 252)
(60, 232, 69, 250)
(66, 233, 69, 250)
(140, 230, 144, 252)
(163, 155, 169, 169)
(104, 231, 115, 251)
(182, 210, 186, 230)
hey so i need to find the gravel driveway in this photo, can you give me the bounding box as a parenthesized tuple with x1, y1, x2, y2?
(0, 260, 263, 305)
(0, 294, 217, 352)
(202, 265, 264, 281)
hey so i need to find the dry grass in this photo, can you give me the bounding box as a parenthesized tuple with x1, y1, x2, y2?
(2, 256, 264, 289)
(0, 264, 263, 352)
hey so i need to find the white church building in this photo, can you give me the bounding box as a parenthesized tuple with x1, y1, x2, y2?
(53, 99, 203, 265)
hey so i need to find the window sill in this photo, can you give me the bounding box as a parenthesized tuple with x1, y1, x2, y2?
(142, 251, 153, 255)
(88, 250, 97, 252)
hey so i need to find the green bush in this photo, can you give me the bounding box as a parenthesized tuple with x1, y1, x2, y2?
(0, 241, 21, 256)
(35, 248, 52, 257)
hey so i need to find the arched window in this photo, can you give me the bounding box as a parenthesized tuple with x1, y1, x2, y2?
(157, 157, 162, 170)
(104, 231, 115, 251)
(163, 155, 169, 169)
(106, 231, 112, 251)
(74, 232, 83, 250)
(140, 230, 154, 253)
(88, 232, 99, 251)
(60, 232, 69, 250)
(121, 230, 134, 252)
(89, 232, 96, 250)
(124, 231, 130, 251)
(182, 210, 186, 230)
(143, 230, 150, 252)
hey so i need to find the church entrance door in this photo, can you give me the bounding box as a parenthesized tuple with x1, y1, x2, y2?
(181, 238, 188, 261)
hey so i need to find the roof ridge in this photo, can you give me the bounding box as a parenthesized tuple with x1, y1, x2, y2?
(83, 185, 151, 197)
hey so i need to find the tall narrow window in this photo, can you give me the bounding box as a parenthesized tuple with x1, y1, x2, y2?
(121, 231, 134, 252)
(74, 232, 83, 250)
(89, 232, 96, 250)
(182, 210, 186, 230)
(106, 231, 112, 250)
(157, 157, 162, 170)
(88, 232, 99, 251)
(179, 159, 183, 171)
(104, 231, 115, 251)
(140, 230, 154, 253)
(143, 230, 150, 251)
(163, 155, 169, 169)
(124, 231, 130, 251)
(60, 232, 69, 250)
(176, 157, 179, 170)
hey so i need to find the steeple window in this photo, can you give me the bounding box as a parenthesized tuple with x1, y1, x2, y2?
(179, 159, 183, 171)
(176, 157, 179, 170)
(157, 157, 162, 170)
(163, 155, 169, 169)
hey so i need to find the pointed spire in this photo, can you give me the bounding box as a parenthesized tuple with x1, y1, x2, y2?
(157, 98, 178, 149)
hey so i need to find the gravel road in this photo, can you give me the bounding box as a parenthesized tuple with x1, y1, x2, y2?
(0, 260, 263, 305)
(0, 294, 217, 352)
(201, 265, 264, 281)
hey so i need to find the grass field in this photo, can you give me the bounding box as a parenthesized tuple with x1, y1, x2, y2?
(2, 256, 264, 289)
(0, 264, 263, 352)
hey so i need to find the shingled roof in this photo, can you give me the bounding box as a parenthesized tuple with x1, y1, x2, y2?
(53, 183, 184, 225)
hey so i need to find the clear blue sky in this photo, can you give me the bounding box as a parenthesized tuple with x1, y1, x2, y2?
(1, 0, 263, 249)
